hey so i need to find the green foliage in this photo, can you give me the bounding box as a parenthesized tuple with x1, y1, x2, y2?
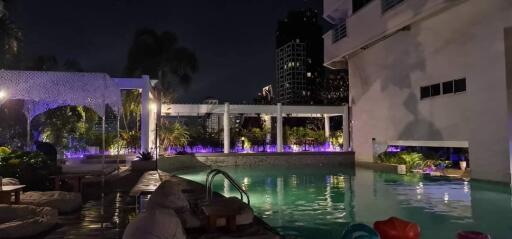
(160, 122, 190, 149)
(0, 146, 11, 156)
(286, 127, 326, 146)
(39, 106, 84, 151)
(121, 130, 140, 151)
(0, 150, 61, 190)
(241, 127, 269, 146)
(136, 151, 153, 161)
(121, 90, 141, 133)
(329, 130, 344, 147)
(377, 151, 424, 171)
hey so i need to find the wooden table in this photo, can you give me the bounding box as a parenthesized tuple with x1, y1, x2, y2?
(51, 174, 86, 192)
(0, 185, 26, 204)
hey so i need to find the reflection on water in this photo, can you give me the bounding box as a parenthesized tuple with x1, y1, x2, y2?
(178, 166, 512, 239)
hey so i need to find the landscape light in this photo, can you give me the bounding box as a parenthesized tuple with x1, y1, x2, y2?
(150, 102, 157, 112)
(0, 90, 6, 99)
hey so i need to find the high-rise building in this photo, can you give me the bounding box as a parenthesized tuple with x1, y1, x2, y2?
(274, 9, 323, 105)
(202, 98, 221, 134)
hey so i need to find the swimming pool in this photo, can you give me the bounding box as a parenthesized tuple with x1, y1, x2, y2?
(177, 166, 512, 239)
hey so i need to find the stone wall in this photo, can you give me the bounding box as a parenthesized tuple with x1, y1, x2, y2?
(158, 152, 354, 173)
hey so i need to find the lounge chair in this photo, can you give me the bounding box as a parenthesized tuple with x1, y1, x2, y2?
(0, 204, 58, 238)
(20, 191, 82, 214)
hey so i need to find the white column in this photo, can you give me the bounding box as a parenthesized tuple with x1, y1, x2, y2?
(223, 103, 230, 153)
(276, 103, 283, 152)
(264, 115, 271, 144)
(343, 105, 350, 151)
(140, 87, 150, 151)
(324, 114, 331, 142)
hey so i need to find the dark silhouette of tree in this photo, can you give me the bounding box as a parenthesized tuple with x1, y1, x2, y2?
(28, 55, 59, 71)
(124, 28, 199, 102)
(62, 59, 84, 72)
(0, 0, 22, 69)
(27, 56, 84, 72)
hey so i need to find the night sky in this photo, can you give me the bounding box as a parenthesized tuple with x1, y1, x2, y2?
(10, 0, 324, 103)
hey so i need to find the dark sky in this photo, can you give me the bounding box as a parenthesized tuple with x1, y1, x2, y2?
(10, 0, 324, 103)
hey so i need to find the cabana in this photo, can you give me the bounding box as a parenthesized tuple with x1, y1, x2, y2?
(0, 70, 122, 171)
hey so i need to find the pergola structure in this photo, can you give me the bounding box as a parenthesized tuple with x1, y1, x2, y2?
(0, 70, 123, 174)
(0, 69, 349, 157)
(0, 70, 157, 157)
(162, 103, 350, 153)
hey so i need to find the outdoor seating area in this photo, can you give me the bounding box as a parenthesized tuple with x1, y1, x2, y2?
(124, 170, 278, 239)
(0, 204, 58, 238)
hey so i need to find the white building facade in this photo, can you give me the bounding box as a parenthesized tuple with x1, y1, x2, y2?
(323, 0, 512, 183)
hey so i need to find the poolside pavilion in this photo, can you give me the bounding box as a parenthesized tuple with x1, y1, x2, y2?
(0, 69, 350, 155)
(0, 70, 158, 156)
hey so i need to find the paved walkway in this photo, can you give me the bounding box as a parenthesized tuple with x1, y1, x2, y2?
(39, 170, 142, 239)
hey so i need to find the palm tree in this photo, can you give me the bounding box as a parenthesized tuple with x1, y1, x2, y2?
(124, 28, 199, 102)
(121, 90, 141, 132)
(0, 10, 22, 69)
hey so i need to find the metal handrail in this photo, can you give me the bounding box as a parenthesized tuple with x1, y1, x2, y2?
(205, 169, 250, 205)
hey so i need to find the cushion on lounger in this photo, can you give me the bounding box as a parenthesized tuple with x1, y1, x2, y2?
(146, 180, 189, 212)
(1, 178, 20, 186)
(21, 191, 82, 213)
(0, 205, 58, 238)
(123, 208, 186, 239)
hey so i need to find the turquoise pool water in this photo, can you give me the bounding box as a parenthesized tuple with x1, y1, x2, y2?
(177, 166, 512, 239)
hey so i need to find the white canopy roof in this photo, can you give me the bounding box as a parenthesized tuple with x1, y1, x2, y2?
(0, 70, 121, 118)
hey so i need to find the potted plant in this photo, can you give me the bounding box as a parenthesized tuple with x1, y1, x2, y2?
(131, 150, 156, 171)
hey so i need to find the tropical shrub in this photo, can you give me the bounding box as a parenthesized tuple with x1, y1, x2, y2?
(121, 130, 140, 152)
(0, 146, 11, 156)
(136, 151, 153, 161)
(160, 122, 190, 150)
(241, 127, 268, 147)
(329, 130, 344, 147)
(287, 127, 326, 147)
(377, 151, 424, 171)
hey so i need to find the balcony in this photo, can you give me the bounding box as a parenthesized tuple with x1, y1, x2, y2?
(323, 0, 459, 68)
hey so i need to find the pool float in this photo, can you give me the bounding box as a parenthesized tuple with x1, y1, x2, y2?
(456, 231, 491, 239)
(341, 223, 380, 239)
(374, 217, 420, 239)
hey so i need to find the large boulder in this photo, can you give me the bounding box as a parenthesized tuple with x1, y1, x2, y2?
(20, 191, 82, 214)
(0, 204, 58, 238)
(123, 208, 186, 239)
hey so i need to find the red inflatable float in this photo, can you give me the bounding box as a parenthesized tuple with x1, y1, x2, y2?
(373, 217, 420, 239)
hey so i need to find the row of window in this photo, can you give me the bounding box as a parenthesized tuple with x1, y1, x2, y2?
(420, 78, 467, 100)
(332, 23, 347, 43)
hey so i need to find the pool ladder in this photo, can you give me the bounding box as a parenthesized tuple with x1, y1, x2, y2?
(205, 169, 250, 205)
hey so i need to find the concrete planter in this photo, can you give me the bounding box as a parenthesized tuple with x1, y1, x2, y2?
(131, 160, 156, 172)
